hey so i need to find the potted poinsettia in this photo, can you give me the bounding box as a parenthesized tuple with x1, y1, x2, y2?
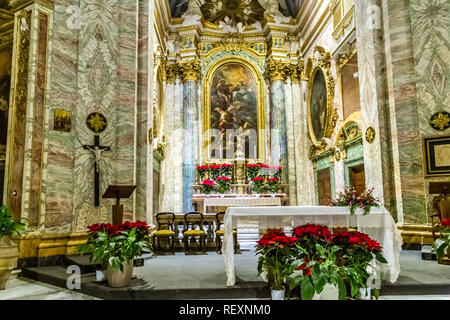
(216, 176, 231, 197)
(0, 205, 26, 290)
(209, 164, 222, 180)
(256, 232, 298, 300)
(246, 164, 261, 182)
(266, 177, 280, 197)
(292, 224, 333, 261)
(196, 165, 209, 182)
(201, 179, 215, 196)
(251, 177, 265, 197)
(78, 221, 153, 288)
(432, 218, 450, 263)
(269, 166, 282, 179)
(332, 230, 387, 299)
(332, 187, 380, 215)
(219, 163, 233, 177)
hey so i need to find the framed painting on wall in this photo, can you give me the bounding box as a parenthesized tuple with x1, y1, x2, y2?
(423, 136, 450, 176)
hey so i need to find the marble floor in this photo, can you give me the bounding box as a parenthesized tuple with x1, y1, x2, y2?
(0, 278, 99, 300)
(1, 250, 449, 300)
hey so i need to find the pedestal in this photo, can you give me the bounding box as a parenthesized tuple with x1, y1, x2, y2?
(113, 205, 123, 225)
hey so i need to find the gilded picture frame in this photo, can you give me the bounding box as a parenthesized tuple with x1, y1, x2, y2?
(307, 65, 335, 146)
(423, 136, 450, 176)
(203, 56, 266, 162)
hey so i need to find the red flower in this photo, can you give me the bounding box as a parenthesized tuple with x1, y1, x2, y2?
(202, 179, 215, 186)
(442, 219, 450, 228)
(221, 164, 232, 168)
(268, 178, 279, 182)
(256, 232, 297, 248)
(252, 177, 265, 182)
(293, 224, 333, 242)
(196, 166, 209, 170)
(269, 166, 282, 170)
(209, 164, 221, 170)
(332, 231, 382, 252)
(216, 176, 231, 181)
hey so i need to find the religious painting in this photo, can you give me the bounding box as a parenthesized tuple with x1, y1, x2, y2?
(423, 136, 450, 176)
(53, 109, 71, 132)
(0, 45, 12, 147)
(209, 62, 258, 159)
(308, 67, 328, 144)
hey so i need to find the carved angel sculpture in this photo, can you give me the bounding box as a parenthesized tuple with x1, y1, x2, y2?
(257, 0, 282, 17)
(183, 0, 205, 17)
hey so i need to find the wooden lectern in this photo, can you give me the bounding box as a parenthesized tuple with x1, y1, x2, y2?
(103, 185, 136, 225)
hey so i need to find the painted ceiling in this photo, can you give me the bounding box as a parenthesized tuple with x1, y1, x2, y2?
(169, 0, 305, 22)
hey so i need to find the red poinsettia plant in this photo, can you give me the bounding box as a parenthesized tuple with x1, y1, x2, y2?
(216, 176, 231, 194)
(196, 165, 209, 180)
(219, 163, 233, 177)
(251, 176, 265, 194)
(201, 179, 215, 194)
(266, 177, 281, 194)
(332, 187, 380, 215)
(269, 166, 282, 179)
(246, 163, 267, 181)
(292, 224, 333, 261)
(208, 164, 222, 179)
(79, 221, 153, 272)
(256, 232, 298, 290)
(432, 218, 450, 261)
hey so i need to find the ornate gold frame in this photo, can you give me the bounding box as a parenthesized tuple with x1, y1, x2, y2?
(202, 56, 266, 162)
(306, 47, 336, 147)
(307, 65, 335, 146)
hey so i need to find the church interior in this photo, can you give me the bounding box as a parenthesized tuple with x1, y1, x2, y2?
(0, 0, 449, 302)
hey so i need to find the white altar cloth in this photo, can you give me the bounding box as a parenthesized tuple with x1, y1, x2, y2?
(203, 196, 281, 212)
(222, 206, 403, 287)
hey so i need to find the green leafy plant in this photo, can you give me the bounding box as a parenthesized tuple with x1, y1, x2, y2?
(0, 205, 26, 239)
(432, 219, 450, 260)
(78, 222, 153, 272)
(251, 177, 265, 194)
(256, 232, 298, 290)
(332, 187, 380, 215)
(266, 178, 281, 194)
(216, 176, 231, 194)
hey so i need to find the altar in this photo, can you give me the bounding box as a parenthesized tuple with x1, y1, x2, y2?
(222, 206, 403, 287)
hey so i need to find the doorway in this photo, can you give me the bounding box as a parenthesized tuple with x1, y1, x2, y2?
(350, 164, 366, 195)
(317, 169, 332, 206)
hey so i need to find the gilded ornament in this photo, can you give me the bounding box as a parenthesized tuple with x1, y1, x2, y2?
(86, 112, 107, 133)
(430, 112, 450, 131)
(266, 59, 291, 82)
(365, 127, 376, 144)
(335, 149, 341, 162)
(178, 60, 201, 82)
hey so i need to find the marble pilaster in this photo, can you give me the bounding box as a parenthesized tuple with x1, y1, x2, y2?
(173, 78, 184, 214)
(269, 80, 288, 182)
(284, 78, 297, 205)
(354, 0, 396, 220)
(182, 79, 199, 213)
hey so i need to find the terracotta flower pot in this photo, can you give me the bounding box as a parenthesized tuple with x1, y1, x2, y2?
(0, 237, 19, 290)
(106, 261, 133, 288)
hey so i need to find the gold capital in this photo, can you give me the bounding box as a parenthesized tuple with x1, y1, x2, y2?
(266, 59, 291, 82)
(178, 60, 201, 82)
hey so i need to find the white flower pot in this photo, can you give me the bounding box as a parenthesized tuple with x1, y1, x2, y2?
(255, 194, 261, 198)
(271, 289, 285, 300)
(106, 261, 134, 288)
(271, 193, 276, 198)
(312, 283, 339, 300)
(360, 288, 372, 300)
(220, 194, 225, 198)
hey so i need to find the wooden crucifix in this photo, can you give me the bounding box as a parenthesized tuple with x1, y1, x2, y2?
(83, 135, 110, 207)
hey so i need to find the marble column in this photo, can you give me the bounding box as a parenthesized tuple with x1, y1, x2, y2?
(284, 78, 297, 205)
(173, 77, 184, 214)
(179, 60, 200, 213)
(5, 3, 53, 226)
(270, 80, 289, 182)
(293, 79, 315, 205)
(354, 0, 396, 221)
(181, 78, 199, 213)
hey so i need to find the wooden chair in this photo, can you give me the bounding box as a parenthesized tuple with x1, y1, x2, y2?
(431, 195, 450, 240)
(183, 212, 207, 255)
(152, 212, 176, 254)
(215, 212, 238, 254)
(430, 182, 450, 240)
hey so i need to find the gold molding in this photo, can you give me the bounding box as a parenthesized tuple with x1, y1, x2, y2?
(266, 59, 291, 82)
(202, 56, 266, 163)
(306, 47, 337, 147)
(178, 60, 201, 82)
